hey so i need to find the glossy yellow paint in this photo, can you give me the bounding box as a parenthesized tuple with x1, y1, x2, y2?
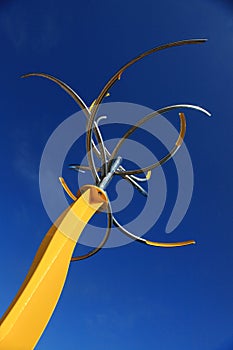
(146, 170, 151, 180)
(0, 185, 107, 350)
(146, 239, 195, 247)
(59, 176, 77, 201)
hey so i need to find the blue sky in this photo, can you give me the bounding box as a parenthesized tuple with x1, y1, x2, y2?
(0, 0, 233, 349)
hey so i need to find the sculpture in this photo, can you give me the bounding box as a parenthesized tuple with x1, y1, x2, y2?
(0, 39, 210, 349)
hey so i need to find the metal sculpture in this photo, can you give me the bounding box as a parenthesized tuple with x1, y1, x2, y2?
(0, 39, 210, 349)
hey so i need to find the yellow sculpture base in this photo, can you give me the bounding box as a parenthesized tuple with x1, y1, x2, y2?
(0, 185, 107, 350)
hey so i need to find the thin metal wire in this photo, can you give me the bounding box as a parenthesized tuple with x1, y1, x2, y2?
(21, 74, 149, 185)
(112, 215, 195, 247)
(69, 163, 149, 195)
(69, 112, 190, 246)
(69, 164, 149, 182)
(21, 73, 108, 180)
(21, 39, 209, 258)
(109, 104, 210, 175)
(86, 39, 207, 176)
(72, 110, 203, 247)
(108, 112, 187, 246)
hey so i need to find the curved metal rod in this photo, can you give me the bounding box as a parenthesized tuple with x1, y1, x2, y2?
(21, 73, 108, 180)
(118, 165, 149, 182)
(21, 73, 90, 118)
(69, 164, 100, 172)
(71, 200, 113, 261)
(130, 171, 151, 182)
(112, 215, 195, 247)
(21, 41, 209, 252)
(21, 40, 208, 183)
(110, 109, 186, 173)
(59, 177, 77, 201)
(109, 105, 210, 175)
(69, 163, 150, 189)
(86, 39, 207, 172)
(95, 39, 207, 111)
(70, 163, 150, 183)
(46, 174, 196, 252)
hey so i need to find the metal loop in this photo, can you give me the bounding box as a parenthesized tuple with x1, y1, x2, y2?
(109, 105, 210, 175)
(86, 39, 207, 176)
(22, 39, 210, 256)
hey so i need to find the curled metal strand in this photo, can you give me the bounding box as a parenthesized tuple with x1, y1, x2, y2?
(21, 73, 90, 117)
(22, 40, 209, 255)
(70, 164, 149, 183)
(129, 173, 150, 182)
(109, 105, 210, 175)
(58, 171, 195, 249)
(86, 108, 183, 186)
(69, 164, 149, 195)
(21, 73, 165, 190)
(69, 164, 100, 172)
(112, 215, 195, 247)
(86, 108, 186, 180)
(118, 165, 149, 182)
(69, 110, 188, 191)
(59, 177, 77, 201)
(21, 73, 108, 180)
(96, 115, 107, 125)
(86, 39, 207, 176)
(89, 39, 207, 119)
(21, 39, 208, 189)
(110, 108, 187, 171)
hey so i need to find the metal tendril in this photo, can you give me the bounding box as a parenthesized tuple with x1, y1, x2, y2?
(21, 39, 211, 260)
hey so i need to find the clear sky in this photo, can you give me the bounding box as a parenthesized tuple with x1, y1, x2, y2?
(0, 0, 233, 349)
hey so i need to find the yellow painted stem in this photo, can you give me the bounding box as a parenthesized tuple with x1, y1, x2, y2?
(0, 185, 107, 350)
